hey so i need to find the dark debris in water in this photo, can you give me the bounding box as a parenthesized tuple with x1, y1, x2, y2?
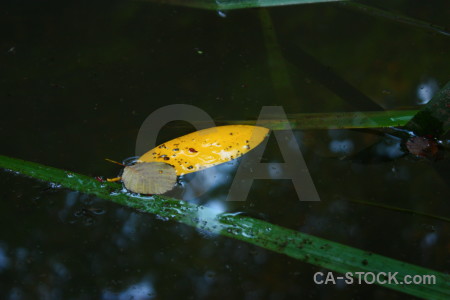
(405, 136, 440, 159)
(72, 207, 106, 226)
(94, 176, 106, 183)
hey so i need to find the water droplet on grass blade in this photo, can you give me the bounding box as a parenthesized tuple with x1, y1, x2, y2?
(49, 182, 62, 189)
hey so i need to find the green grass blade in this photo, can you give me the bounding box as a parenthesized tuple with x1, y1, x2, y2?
(140, 0, 346, 10)
(216, 110, 418, 130)
(338, 2, 450, 37)
(259, 8, 298, 110)
(282, 42, 385, 111)
(1, 155, 449, 298)
(349, 198, 450, 223)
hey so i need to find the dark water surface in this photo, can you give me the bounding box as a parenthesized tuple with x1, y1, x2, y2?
(1, 0, 449, 299)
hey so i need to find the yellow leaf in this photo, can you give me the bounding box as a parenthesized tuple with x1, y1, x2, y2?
(138, 125, 270, 175)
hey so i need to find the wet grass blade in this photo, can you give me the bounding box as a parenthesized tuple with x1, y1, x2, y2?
(1, 155, 449, 299)
(259, 8, 298, 110)
(140, 0, 346, 10)
(338, 2, 450, 37)
(349, 198, 450, 223)
(216, 110, 418, 130)
(282, 42, 385, 111)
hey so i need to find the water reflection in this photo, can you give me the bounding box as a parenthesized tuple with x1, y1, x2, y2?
(1, 0, 449, 298)
(416, 78, 439, 104)
(102, 278, 156, 300)
(329, 139, 354, 154)
(374, 136, 403, 159)
(196, 200, 226, 238)
(421, 232, 438, 248)
(327, 130, 355, 155)
(172, 160, 238, 203)
(50, 260, 70, 280)
(0, 244, 10, 271)
(58, 192, 105, 226)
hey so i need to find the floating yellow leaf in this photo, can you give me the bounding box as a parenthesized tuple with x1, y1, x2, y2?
(138, 125, 270, 175)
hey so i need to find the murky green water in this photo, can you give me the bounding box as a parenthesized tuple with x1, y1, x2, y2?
(1, 0, 449, 299)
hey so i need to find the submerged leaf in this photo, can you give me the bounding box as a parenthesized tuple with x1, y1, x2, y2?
(138, 125, 270, 175)
(122, 162, 176, 194)
(405, 136, 439, 159)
